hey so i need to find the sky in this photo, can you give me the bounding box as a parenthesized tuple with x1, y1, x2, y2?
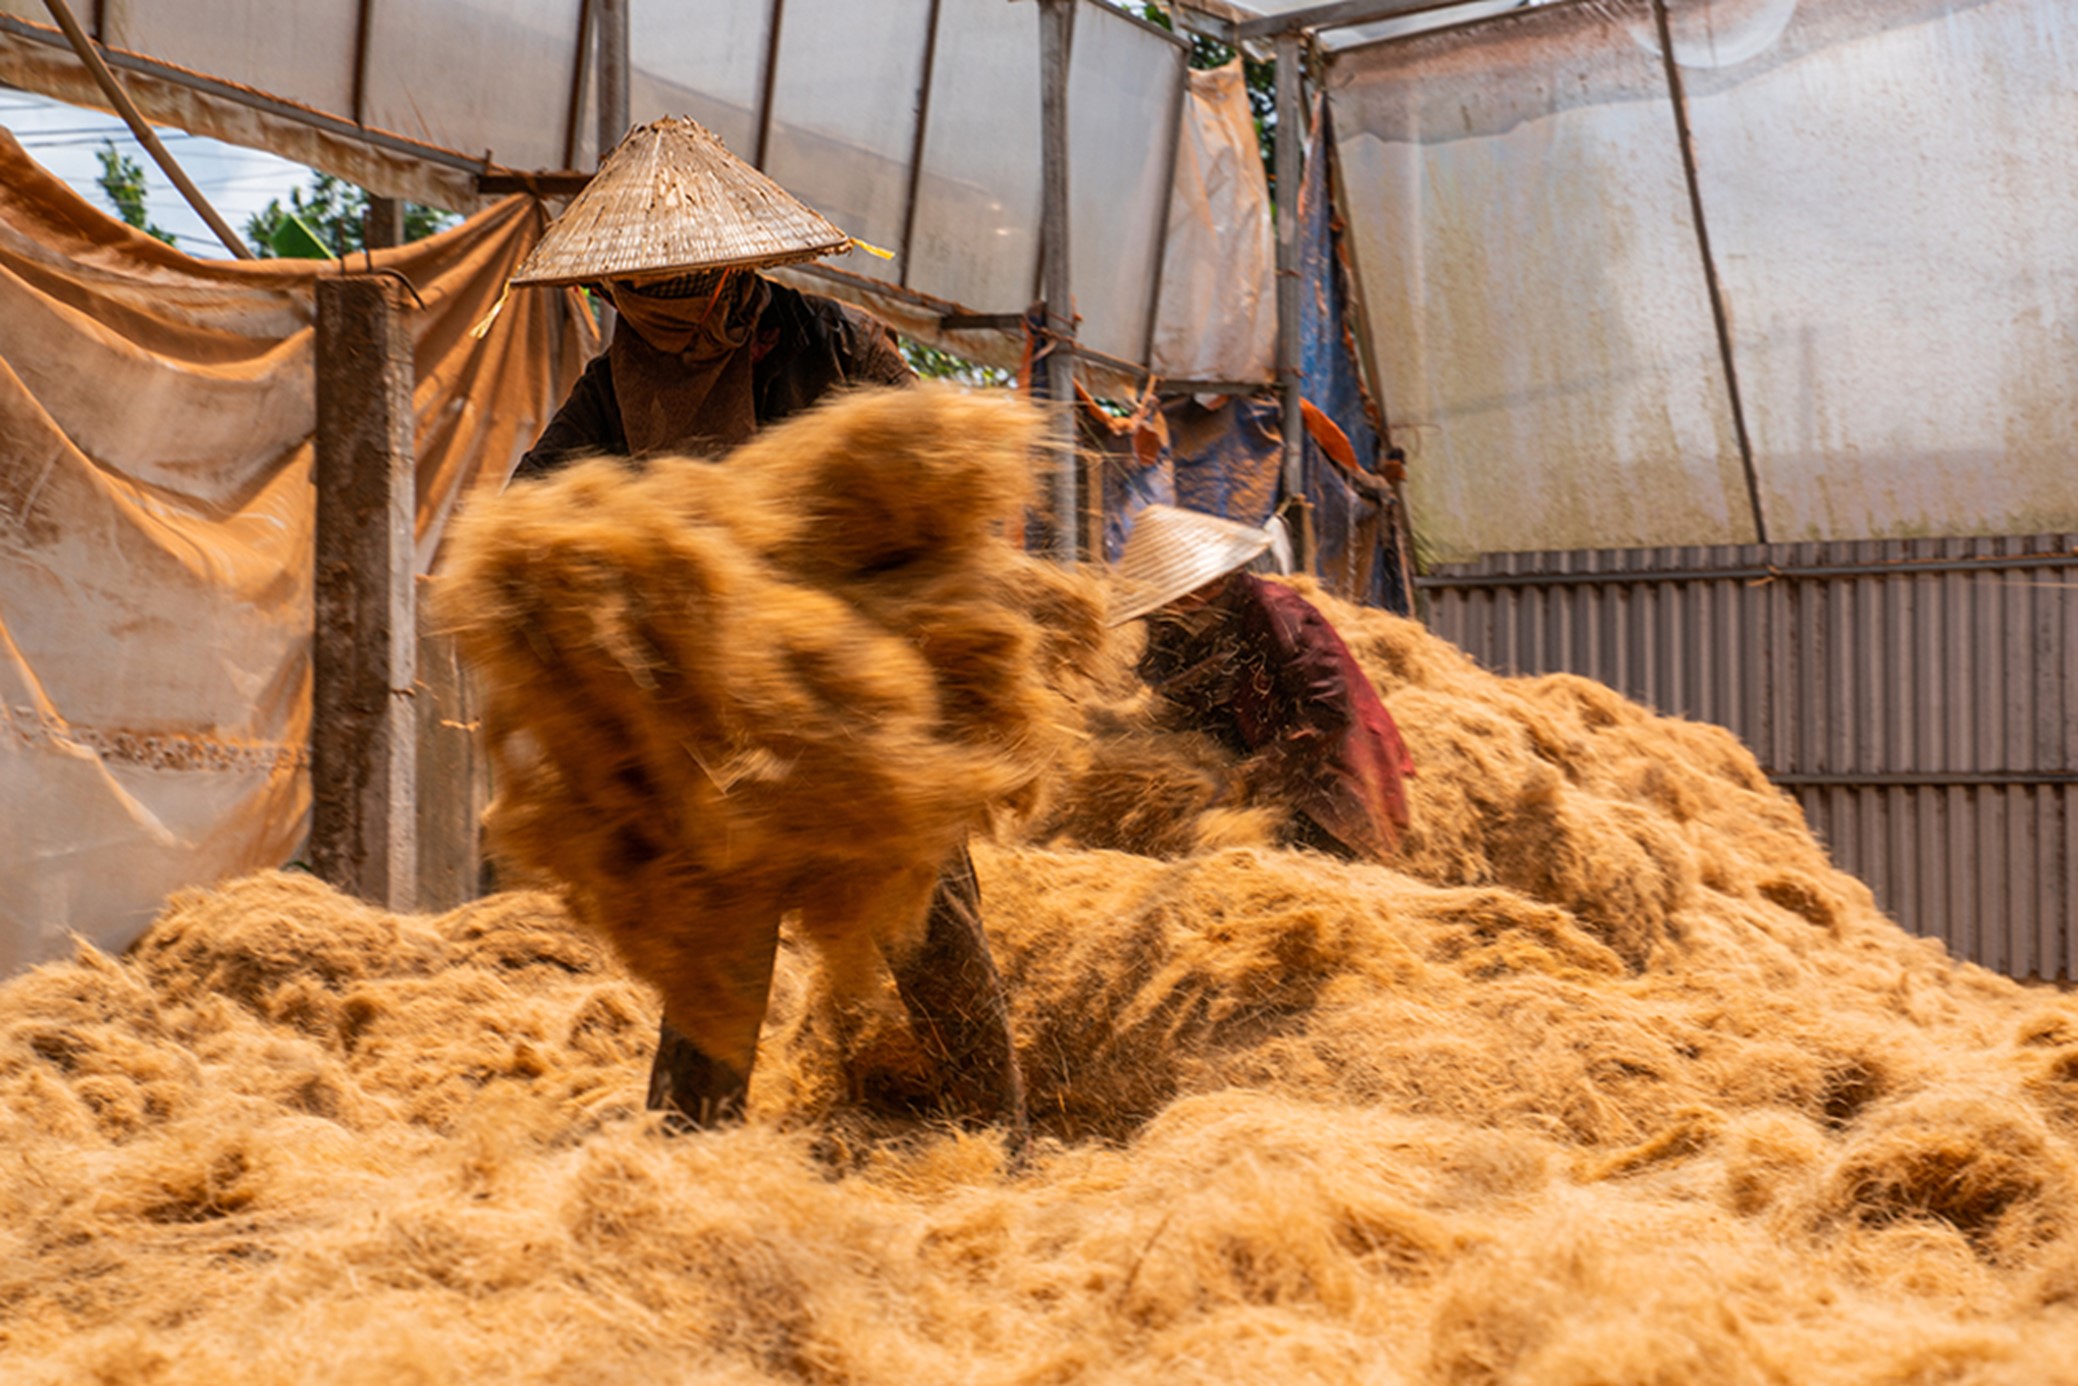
(0, 81, 316, 258)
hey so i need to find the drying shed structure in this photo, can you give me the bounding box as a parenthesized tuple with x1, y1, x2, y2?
(0, 0, 2074, 977)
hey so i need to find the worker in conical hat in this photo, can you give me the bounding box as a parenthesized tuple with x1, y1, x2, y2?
(502, 117, 1024, 1145)
(1111, 504, 1415, 861)
(509, 116, 914, 471)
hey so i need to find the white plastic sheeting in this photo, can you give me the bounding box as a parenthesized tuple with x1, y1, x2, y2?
(904, 0, 1044, 318)
(1330, 0, 2078, 558)
(1066, 1, 1186, 362)
(1329, 0, 1752, 560)
(764, 0, 934, 276)
(630, 0, 769, 165)
(105, 0, 361, 118)
(1149, 61, 1275, 384)
(0, 0, 1247, 379)
(1677, 0, 2078, 543)
(363, 0, 581, 174)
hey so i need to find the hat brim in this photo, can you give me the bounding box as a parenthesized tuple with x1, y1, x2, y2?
(507, 241, 849, 290)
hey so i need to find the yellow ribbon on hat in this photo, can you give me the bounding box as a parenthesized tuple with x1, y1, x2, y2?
(469, 281, 513, 340)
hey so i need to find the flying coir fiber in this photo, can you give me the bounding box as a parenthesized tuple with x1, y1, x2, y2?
(429, 384, 1104, 1070)
(6, 539, 2078, 1381)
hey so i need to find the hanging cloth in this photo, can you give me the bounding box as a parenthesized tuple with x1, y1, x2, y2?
(607, 272, 771, 457)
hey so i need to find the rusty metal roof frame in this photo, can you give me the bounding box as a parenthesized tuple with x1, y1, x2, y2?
(1164, 0, 1502, 42)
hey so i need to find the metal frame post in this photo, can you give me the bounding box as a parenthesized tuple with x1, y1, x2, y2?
(312, 276, 418, 911)
(1273, 29, 1309, 569)
(40, 0, 252, 258)
(596, 0, 630, 158)
(1039, 0, 1080, 564)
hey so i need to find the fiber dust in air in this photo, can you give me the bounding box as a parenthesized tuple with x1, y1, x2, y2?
(6, 399, 2078, 1383)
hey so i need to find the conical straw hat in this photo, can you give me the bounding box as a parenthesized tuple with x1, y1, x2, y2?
(508, 117, 852, 287)
(1107, 504, 1276, 626)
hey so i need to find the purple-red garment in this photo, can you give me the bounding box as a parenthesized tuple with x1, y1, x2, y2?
(1138, 573, 1414, 859)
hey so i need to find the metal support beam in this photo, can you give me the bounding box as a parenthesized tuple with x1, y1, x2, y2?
(896, 0, 944, 287)
(754, 0, 786, 169)
(1273, 30, 1309, 570)
(1649, 0, 1765, 544)
(1166, 1, 1239, 46)
(349, 0, 373, 126)
(39, 0, 252, 258)
(312, 277, 418, 911)
(1138, 45, 1189, 369)
(595, 0, 629, 160)
(1237, 0, 1472, 41)
(476, 170, 594, 197)
(562, 0, 595, 168)
(1038, 0, 1081, 565)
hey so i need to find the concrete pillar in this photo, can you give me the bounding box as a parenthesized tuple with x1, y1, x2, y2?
(311, 276, 417, 910)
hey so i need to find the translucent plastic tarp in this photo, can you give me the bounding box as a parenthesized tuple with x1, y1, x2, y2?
(1328, 0, 1754, 560)
(763, 0, 932, 275)
(1148, 61, 1275, 383)
(1066, 0, 1186, 362)
(904, 0, 1043, 312)
(362, 0, 581, 173)
(2, 0, 1210, 365)
(1320, 1, 1526, 52)
(629, 0, 769, 167)
(1675, 0, 2078, 542)
(0, 133, 580, 980)
(104, 0, 360, 118)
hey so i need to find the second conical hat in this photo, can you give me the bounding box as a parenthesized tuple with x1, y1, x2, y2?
(1107, 504, 1276, 626)
(508, 117, 852, 287)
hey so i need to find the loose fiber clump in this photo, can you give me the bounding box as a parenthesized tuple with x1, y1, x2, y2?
(430, 384, 1104, 1060)
(6, 495, 2078, 1381)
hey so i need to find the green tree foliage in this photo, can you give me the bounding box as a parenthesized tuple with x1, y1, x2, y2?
(899, 337, 1014, 388)
(93, 141, 175, 246)
(244, 172, 453, 258)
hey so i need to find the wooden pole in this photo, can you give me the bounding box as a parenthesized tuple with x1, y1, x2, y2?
(312, 276, 418, 911)
(39, 0, 252, 259)
(363, 196, 405, 251)
(596, 0, 631, 158)
(1273, 29, 1310, 570)
(413, 591, 484, 911)
(1038, 0, 1080, 564)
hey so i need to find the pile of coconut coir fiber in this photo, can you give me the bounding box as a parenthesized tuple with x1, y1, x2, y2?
(6, 575, 2078, 1380)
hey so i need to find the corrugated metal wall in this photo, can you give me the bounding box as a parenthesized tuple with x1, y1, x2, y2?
(1420, 534, 2078, 982)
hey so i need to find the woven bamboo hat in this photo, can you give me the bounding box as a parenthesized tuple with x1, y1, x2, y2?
(507, 117, 852, 288)
(1107, 504, 1276, 626)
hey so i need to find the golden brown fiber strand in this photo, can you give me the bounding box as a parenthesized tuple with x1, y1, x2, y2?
(430, 384, 1104, 1061)
(6, 576, 2078, 1382)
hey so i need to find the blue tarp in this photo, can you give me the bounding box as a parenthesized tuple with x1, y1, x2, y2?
(1036, 100, 1411, 614)
(1103, 100, 1411, 614)
(1295, 98, 1412, 615)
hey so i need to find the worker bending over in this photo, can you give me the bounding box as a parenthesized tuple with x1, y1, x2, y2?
(1111, 505, 1414, 861)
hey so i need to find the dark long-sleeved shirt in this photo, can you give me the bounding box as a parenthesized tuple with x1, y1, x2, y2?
(515, 280, 913, 479)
